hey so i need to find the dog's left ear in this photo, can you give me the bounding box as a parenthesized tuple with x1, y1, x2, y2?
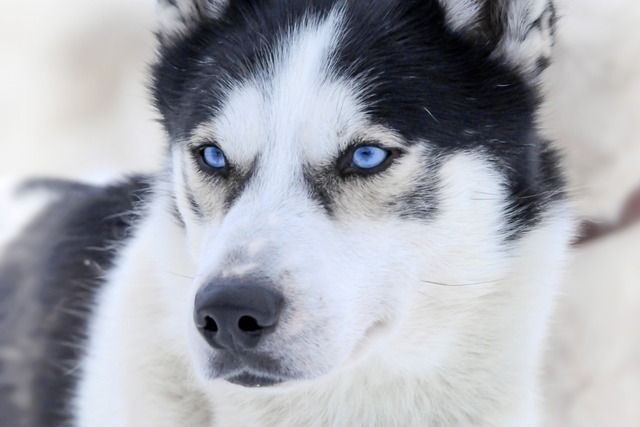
(438, 0, 556, 79)
(156, 0, 228, 43)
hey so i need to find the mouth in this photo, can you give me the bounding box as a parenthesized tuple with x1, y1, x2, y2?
(207, 351, 292, 388)
(224, 371, 287, 388)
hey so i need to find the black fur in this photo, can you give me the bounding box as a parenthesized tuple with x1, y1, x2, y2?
(0, 177, 150, 427)
(0, 1, 565, 425)
(153, 0, 564, 236)
(0, 2, 565, 424)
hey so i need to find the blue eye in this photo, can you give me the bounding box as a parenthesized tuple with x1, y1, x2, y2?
(352, 146, 389, 170)
(202, 146, 226, 169)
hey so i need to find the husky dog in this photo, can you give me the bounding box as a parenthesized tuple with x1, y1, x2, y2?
(0, 0, 573, 426)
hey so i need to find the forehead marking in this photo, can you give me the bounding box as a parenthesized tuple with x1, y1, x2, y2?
(211, 9, 368, 167)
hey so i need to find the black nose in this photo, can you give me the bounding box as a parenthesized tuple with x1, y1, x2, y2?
(194, 283, 284, 352)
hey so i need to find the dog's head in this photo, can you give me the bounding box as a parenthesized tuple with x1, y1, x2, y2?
(152, 0, 566, 388)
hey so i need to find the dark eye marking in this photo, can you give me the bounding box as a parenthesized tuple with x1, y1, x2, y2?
(337, 143, 403, 177)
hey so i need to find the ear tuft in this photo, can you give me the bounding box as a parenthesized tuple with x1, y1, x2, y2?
(439, 0, 556, 80)
(156, 0, 228, 43)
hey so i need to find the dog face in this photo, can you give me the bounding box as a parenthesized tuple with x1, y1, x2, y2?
(153, 0, 563, 388)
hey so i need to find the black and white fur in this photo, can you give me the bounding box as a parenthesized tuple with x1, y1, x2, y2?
(0, 0, 573, 425)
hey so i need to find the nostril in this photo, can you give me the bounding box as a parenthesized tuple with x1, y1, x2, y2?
(195, 284, 284, 351)
(238, 315, 262, 333)
(203, 316, 219, 333)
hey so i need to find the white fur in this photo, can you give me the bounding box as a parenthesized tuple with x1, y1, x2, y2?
(494, 0, 555, 77)
(76, 154, 573, 426)
(157, 0, 227, 39)
(74, 7, 574, 427)
(439, 0, 555, 78)
(437, 0, 482, 33)
(2, 0, 636, 424)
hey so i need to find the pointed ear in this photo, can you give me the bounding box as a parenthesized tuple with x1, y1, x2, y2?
(156, 0, 228, 43)
(438, 0, 556, 79)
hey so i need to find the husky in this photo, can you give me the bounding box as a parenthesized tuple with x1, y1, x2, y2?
(0, 0, 574, 426)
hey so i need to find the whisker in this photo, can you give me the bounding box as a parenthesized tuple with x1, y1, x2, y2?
(424, 107, 440, 125)
(420, 279, 498, 287)
(166, 271, 195, 280)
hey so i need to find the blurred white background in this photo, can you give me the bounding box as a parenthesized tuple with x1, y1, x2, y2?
(0, 0, 639, 425)
(540, 2, 640, 425)
(0, 0, 163, 180)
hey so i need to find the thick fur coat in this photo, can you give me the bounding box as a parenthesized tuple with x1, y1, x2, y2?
(0, 1, 577, 426)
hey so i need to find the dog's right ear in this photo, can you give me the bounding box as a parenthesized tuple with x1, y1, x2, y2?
(156, 0, 228, 43)
(438, 0, 557, 80)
